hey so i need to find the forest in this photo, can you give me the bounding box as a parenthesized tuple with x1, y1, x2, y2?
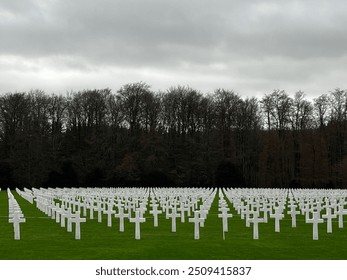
(0, 82, 346, 189)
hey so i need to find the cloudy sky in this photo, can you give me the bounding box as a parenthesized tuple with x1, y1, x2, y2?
(1, 0, 347, 98)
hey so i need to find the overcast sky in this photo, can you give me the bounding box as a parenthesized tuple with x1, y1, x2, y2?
(1, 0, 347, 98)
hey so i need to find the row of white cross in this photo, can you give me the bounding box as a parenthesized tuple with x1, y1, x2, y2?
(16, 188, 34, 204)
(23, 187, 217, 240)
(12, 187, 347, 241)
(8, 189, 26, 240)
(223, 188, 347, 240)
(35, 196, 87, 240)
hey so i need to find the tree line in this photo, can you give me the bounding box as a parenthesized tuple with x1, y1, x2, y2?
(1, 82, 347, 189)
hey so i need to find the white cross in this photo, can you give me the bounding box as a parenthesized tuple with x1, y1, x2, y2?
(188, 211, 204, 240)
(337, 204, 347, 228)
(323, 199, 331, 209)
(82, 201, 87, 217)
(149, 200, 157, 209)
(302, 204, 311, 221)
(70, 211, 86, 240)
(95, 201, 104, 223)
(330, 200, 338, 213)
(114, 207, 129, 232)
(115, 199, 123, 212)
(138, 207, 145, 219)
(242, 205, 252, 227)
(9, 211, 26, 240)
(126, 203, 135, 218)
(198, 207, 208, 227)
(50, 203, 57, 219)
(186, 201, 192, 216)
(248, 211, 264, 240)
(149, 204, 162, 227)
(166, 207, 181, 232)
(129, 210, 146, 240)
(74, 200, 80, 212)
(178, 202, 187, 223)
(218, 207, 233, 233)
(88, 202, 94, 219)
(269, 207, 284, 232)
(260, 203, 271, 223)
(322, 207, 336, 233)
(104, 203, 115, 227)
(55, 203, 61, 223)
(139, 202, 147, 215)
(65, 210, 74, 232)
(306, 211, 324, 240)
(161, 202, 168, 213)
(239, 203, 248, 217)
(60, 207, 67, 227)
(287, 205, 300, 228)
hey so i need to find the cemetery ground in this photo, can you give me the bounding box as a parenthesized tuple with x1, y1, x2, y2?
(1, 190, 347, 260)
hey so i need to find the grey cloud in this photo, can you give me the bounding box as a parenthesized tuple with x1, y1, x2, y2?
(1, 0, 347, 95)
(2, 1, 347, 62)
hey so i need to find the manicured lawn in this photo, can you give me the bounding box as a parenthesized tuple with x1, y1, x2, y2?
(0, 190, 347, 260)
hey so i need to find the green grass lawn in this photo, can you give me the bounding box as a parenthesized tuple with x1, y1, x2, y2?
(1, 190, 347, 260)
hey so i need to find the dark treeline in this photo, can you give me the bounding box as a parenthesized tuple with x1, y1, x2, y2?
(1, 82, 347, 189)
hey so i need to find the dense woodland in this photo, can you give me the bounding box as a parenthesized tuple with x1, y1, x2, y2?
(1, 82, 347, 189)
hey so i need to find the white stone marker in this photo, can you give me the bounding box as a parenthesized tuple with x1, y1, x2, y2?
(96, 201, 103, 223)
(260, 203, 271, 223)
(66, 210, 74, 232)
(243, 205, 252, 227)
(240, 203, 248, 219)
(330, 200, 338, 213)
(337, 204, 347, 228)
(139, 202, 147, 216)
(302, 204, 311, 221)
(129, 210, 146, 240)
(149, 204, 162, 227)
(178, 202, 187, 223)
(287, 205, 300, 228)
(138, 207, 145, 219)
(114, 207, 129, 232)
(55, 203, 61, 223)
(270, 207, 284, 232)
(60, 207, 67, 227)
(189, 211, 204, 240)
(197, 207, 207, 227)
(50, 204, 57, 219)
(218, 207, 233, 233)
(104, 203, 115, 227)
(186, 200, 193, 217)
(9, 211, 26, 240)
(88, 203, 94, 219)
(248, 211, 264, 240)
(70, 211, 86, 240)
(115, 199, 123, 212)
(126, 203, 135, 218)
(322, 207, 336, 233)
(82, 201, 87, 217)
(166, 207, 181, 232)
(306, 211, 324, 240)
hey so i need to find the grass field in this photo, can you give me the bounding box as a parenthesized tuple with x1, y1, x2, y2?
(1, 190, 347, 260)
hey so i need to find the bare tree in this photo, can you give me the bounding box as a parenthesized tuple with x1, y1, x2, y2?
(329, 88, 347, 122)
(290, 91, 313, 130)
(271, 90, 293, 131)
(213, 88, 242, 131)
(260, 94, 274, 130)
(117, 82, 151, 132)
(0, 92, 30, 145)
(106, 93, 123, 128)
(141, 91, 161, 132)
(313, 94, 330, 127)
